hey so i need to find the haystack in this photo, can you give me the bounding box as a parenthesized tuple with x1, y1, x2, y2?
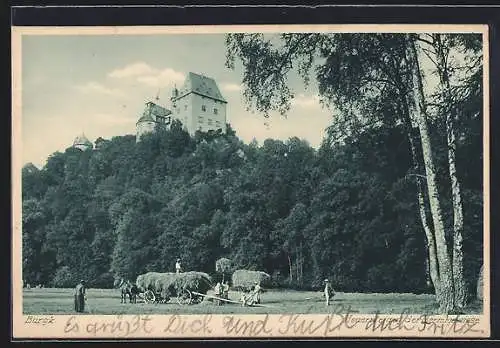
(216, 258, 234, 274)
(136, 271, 213, 298)
(177, 271, 213, 294)
(136, 272, 165, 292)
(232, 269, 271, 291)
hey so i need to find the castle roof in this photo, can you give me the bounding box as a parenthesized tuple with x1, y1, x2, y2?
(173, 72, 227, 104)
(137, 101, 171, 124)
(137, 111, 155, 124)
(73, 133, 92, 147)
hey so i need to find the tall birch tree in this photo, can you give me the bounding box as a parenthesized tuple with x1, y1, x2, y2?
(225, 32, 482, 312)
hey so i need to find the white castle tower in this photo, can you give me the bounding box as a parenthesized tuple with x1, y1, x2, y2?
(170, 72, 227, 136)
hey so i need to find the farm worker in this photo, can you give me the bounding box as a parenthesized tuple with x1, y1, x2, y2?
(324, 279, 335, 306)
(74, 280, 87, 313)
(240, 293, 248, 307)
(175, 258, 182, 274)
(214, 282, 222, 306)
(222, 281, 230, 300)
(252, 281, 262, 304)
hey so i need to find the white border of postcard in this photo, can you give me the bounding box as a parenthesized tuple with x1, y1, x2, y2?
(11, 24, 490, 339)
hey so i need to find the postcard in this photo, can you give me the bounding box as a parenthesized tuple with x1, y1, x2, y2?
(11, 23, 490, 339)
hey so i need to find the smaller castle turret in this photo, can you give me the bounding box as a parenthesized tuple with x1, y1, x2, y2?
(73, 133, 93, 151)
(136, 98, 173, 143)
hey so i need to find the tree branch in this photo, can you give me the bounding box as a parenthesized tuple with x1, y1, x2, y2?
(420, 46, 439, 69)
(276, 34, 313, 77)
(417, 35, 435, 47)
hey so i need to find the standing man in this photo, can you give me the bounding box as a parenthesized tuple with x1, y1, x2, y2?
(324, 279, 335, 306)
(175, 258, 182, 274)
(74, 280, 86, 313)
(252, 281, 262, 304)
(222, 280, 230, 300)
(214, 281, 222, 306)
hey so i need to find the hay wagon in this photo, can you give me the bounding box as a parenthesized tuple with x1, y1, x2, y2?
(137, 289, 166, 304)
(135, 286, 205, 305)
(136, 271, 213, 305)
(146, 288, 206, 305)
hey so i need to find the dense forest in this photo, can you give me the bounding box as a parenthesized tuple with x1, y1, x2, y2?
(22, 117, 482, 293)
(22, 33, 483, 313)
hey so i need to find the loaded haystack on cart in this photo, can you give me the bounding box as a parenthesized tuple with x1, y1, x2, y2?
(135, 271, 213, 305)
(231, 269, 271, 307)
(186, 270, 273, 308)
(135, 272, 169, 304)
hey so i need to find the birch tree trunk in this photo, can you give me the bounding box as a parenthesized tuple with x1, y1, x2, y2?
(406, 35, 456, 313)
(406, 123, 442, 302)
(433, 34, 468, 308)
(296, 246, 300, 283)
(395, 58, 443, 304)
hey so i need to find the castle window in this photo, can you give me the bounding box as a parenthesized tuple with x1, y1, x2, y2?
(214, 108, 218, 115)
(207, 119, 213, 126)
(198, 116, 204, 123)
(215, 121, 221, 128)
(184, 105, 188, 111)
(202, 105, 207, 112)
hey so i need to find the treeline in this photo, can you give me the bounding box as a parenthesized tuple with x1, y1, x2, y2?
(22, 118, 482, 294)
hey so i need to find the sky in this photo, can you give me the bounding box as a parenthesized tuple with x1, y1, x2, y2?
(20, 33, 333, 168)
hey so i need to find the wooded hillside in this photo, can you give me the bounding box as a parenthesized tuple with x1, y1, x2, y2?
(22, 116, 482, 296)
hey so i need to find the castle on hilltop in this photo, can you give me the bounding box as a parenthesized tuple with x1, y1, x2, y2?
(135, 71, 228, 142)
(72, 72, 228, 150)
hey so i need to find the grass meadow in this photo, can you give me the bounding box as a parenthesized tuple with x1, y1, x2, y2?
(22, 287, 483, 315)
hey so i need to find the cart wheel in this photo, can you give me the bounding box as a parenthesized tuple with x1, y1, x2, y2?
(144, 290, 155, 304)
(192, 295, 202, 304)
(177, 289, 192, 305)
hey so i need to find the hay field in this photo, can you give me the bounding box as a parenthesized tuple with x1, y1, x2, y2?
(22, 288, 483, 315)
